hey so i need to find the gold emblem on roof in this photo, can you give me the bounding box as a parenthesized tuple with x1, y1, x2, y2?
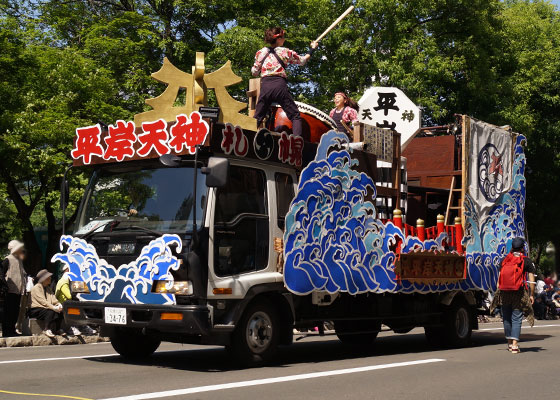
(134, 52, 256, 131)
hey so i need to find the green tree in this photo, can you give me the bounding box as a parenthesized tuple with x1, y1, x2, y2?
(0, 19, 128, 271)
(1, 0, 559, 275)
(496, 0, 560, 272)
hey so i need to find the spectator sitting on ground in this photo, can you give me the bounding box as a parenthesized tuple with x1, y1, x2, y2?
(55, 265, 96, 336)
(537, 285, 558, 320)
(544, 273, 556, 286)
(29, 269, 63, 338)
(552, 293, 560, 316)
(545, 284, 556, 300)
(533, 294, 546, 320)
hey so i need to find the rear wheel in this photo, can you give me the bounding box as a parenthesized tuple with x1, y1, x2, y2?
(335, 320, 381, 345)
(445, 300, 472, 347)
(110, 327, 161, 359)
(228, 301, 280, 366)
(425, 299, 472, 348)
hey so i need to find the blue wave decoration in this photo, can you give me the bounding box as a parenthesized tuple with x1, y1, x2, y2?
(283, 130, 527, 295)
(51, 234, 182, 304)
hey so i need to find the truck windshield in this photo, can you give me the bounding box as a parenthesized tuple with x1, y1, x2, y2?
(75, 167, 206, 235)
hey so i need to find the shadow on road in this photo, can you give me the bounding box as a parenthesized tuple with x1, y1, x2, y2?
(83, 328, 552, 372)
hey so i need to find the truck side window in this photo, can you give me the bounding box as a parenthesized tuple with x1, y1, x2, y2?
(214, 166, 269, 277)
(275, 173, 295, 230)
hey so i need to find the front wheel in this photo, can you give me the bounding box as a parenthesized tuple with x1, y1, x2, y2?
(228, 301, 280, 366)
(110, 327, 161, 359)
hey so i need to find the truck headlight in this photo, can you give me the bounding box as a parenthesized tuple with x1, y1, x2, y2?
(70, 281, 90, 294)
(153, 280, 193, 295)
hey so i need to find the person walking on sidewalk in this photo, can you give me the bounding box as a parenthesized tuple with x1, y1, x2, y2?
(492, 237, 536, 354)
(1, 240, 27, 337)
(29, 269, 63, 338)
(55, 265, 96, 336)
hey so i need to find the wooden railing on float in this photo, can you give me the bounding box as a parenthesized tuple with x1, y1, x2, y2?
(352, 122, 402, 218)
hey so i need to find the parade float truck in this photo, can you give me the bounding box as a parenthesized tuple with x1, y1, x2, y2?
(57, 54, 528, 364)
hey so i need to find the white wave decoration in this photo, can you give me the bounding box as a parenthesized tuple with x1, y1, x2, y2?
(51, 234, 182, 305)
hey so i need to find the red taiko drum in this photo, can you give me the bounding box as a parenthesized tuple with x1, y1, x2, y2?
(269, 101, 337, 143)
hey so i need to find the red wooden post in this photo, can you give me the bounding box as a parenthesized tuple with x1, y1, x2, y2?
(437, 214, 444, 236)
(416, 218, 425, 242)
(393, 209, 403, 230)
(454, 216, 463, 254)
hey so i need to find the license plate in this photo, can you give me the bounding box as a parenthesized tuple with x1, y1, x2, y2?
(107, 243, 136, 255)
(105, 307, 127, 325)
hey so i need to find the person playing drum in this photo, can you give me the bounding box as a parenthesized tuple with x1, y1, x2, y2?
(329, 92, 359, 134)
(251, 27, 318, 137)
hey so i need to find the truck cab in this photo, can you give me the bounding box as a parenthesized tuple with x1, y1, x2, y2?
(63, 143, 301, 362)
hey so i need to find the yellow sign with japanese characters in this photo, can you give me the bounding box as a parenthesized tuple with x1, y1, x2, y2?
(395, 251, 466, 285)
(134, 53, 256, 132)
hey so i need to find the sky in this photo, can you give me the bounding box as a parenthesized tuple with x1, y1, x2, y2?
(552, 0, 560, 8)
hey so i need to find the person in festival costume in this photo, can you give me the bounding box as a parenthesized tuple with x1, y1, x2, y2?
(251, 27, 318, 137)
(329, 92, 359, 134)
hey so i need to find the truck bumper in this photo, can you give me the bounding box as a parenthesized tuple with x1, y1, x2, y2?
(63, 301, 211, 335)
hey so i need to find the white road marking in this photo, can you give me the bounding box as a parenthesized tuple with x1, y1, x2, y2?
(478, 323, 560, 331)
(0, 353, 118, 364)
(100, 358, 446, 400)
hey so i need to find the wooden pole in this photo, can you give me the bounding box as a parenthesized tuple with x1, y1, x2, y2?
(315, 6, 355, 43)
(461, 115, 468, 229)
(392, 132, 401, 213)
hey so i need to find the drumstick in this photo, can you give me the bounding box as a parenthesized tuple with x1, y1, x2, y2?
(315, 6, 355, 43)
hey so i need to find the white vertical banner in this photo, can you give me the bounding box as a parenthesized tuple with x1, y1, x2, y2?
(467, 118, 514, 217)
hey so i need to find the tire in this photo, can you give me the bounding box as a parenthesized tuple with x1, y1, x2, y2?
(335, 320, 380, 345)
(110, 327, 161, 359)
(228, 300, 280, 366)
(444, 300, 472, 347)
(425, 299, 472, 348)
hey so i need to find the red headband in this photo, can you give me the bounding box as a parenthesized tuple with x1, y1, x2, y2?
(273, 30, 285, 38)
(335, 92, 348, 99)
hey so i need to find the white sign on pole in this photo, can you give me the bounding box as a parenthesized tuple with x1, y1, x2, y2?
(358, 87, 421, 148)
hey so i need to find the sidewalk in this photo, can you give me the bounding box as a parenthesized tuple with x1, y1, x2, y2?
(0, 333, 109, 348)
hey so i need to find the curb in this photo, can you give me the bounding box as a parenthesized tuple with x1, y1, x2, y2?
(0, 335, 110, 348)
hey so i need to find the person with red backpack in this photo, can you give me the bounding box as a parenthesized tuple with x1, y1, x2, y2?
(495, 237, 536, 354)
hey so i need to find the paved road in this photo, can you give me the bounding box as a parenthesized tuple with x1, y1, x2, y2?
(0, 321, 558, 400)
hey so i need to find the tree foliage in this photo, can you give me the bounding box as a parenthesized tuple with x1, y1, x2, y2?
(0, 0, 559, 272)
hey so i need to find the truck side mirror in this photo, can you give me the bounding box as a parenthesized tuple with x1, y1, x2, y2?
(202, 157, 229, 188)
